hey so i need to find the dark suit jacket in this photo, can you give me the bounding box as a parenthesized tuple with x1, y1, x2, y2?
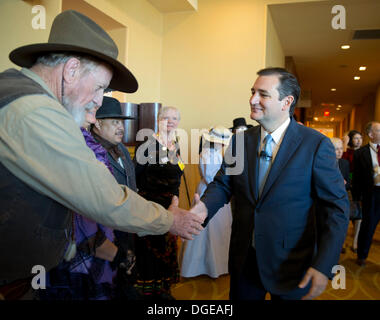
(338, 158, 350, 190)
(107, 143, 137, 252)
(201, 118, 349, 294)
(107, 143, 137, 192)
(352, 144, 374, 203)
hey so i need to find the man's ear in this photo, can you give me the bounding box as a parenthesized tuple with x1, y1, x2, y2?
(281, 96, 294, 112)
(62, 57, 81, 84)
(94, 119, 102, 130)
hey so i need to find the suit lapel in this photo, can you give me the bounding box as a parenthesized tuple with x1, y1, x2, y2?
(260, 119, 302, 200)
(246, 126, 261, 203)
(108, 153, 125, 175)
(363, 144, 373, 170)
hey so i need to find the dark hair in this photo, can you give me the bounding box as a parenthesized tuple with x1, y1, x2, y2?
(347, 130, 362, 148)
(257, 67, 300, 116)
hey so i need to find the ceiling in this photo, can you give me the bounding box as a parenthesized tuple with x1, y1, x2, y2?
(269, 0, 380, 122)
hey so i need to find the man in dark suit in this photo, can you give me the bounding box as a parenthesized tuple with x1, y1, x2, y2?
(191, 67, 349, 300)
(352, 121, 380, 266)
(91, 96, 137, 192)
(91, 96, 140, 298)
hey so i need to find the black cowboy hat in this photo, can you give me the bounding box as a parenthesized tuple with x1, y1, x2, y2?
(96, 96, 133, 120)
(9, 10, 138, 93)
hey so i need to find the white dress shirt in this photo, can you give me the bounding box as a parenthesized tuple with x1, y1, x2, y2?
(259, 117, 291, 163)
(368, 142, 380, 186)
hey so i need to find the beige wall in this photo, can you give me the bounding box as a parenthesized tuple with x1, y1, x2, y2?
(0, 0, 61, 71)
(85, 0, 164, 104)
(160, 0, 266, 134)
(265, 8, 285, 68)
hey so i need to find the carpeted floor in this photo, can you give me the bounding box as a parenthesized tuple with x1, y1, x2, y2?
(172, 223, 380, 300)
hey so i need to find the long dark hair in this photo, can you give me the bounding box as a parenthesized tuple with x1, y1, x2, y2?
(347, 130, 362, 148)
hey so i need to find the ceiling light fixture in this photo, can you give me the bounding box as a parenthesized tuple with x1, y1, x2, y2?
(359, 66, 367, 71)
(331, 88, 337, 91)
(354, 76, 360, 80)
(341, 45, 350, 49)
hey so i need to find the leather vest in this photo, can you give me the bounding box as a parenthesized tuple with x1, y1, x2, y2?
(0, 69, 71, 283)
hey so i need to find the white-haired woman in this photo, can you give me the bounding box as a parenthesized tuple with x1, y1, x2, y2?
(134, 106, 183, 300)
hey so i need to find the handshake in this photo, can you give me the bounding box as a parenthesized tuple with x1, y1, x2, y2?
(168, 194, 208, 241)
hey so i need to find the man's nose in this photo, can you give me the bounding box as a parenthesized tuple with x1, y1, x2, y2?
(93, 91, 104, 108)
(116, 121, 124, 129)
(250, 93, 259, 106)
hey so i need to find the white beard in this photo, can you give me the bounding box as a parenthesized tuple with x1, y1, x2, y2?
(62, 95, 96, 127)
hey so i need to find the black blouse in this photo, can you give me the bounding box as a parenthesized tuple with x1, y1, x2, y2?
(135, 136, 183, 209)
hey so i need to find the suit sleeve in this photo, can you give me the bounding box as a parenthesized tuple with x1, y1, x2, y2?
(312, 138, 350, 278)
(201, 135, 237, 224)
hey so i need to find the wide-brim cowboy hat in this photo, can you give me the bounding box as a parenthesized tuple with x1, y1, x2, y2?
(96, 96, 133, 120)
(202, 125, 232, 146)
(9, 10, 138, 93)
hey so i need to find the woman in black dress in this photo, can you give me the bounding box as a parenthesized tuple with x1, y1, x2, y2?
(134, 106, 184, 300)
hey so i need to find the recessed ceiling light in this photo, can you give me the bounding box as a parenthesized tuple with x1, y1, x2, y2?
(331, 88, 337, 91)
(359, 66, 367, 71)
(341, 45, 350, 50)
(354, 76, 360, 80)
(314, 117, 318, 121)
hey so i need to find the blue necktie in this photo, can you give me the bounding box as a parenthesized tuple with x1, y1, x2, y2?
(258, 134, 273, 196)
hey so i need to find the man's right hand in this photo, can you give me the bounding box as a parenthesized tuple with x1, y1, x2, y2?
(190, 193, 208, 221)
(168, 196, 204, 240)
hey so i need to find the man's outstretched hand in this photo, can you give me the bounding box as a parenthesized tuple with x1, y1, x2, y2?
(190, 193, 208, 221)
(168, 196, 205, 240)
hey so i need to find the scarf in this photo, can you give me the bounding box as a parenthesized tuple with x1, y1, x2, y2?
(91, 129, 126, 163)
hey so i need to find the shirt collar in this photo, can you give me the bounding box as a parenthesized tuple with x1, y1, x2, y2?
(260, 117, 291, 145)
(369, 141, 379, 151)
(20, 68, 58, 102)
